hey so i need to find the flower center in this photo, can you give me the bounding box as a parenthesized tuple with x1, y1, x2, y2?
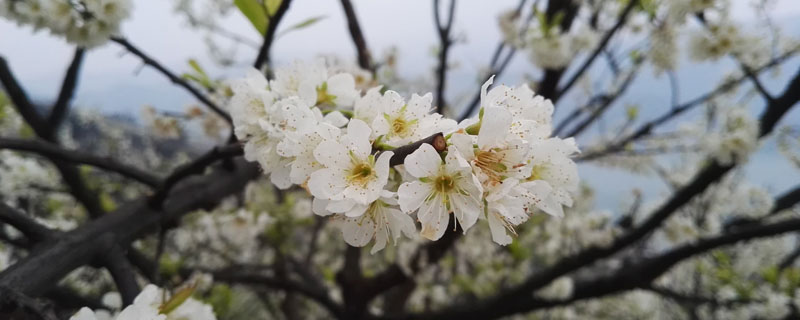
(434, 175, 455, 193)
(526, 164, 546, 181)
(391, 117, 409, 136)
(316, 82, 337, 106)
(348, 162, 374, 185)
(474, 149, 508, 183)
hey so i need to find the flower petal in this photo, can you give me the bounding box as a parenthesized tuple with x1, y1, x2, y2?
(404, 144, 442, 178)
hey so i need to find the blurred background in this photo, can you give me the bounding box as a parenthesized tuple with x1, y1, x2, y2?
(2, 0, 799, 211)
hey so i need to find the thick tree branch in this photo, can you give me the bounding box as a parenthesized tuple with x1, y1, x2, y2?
(111, 37, 233, 126)
(1, 55, 104, 218)
(0, 137, 161, 187)
(253, 0, 293, 71)
(402, 217, 800, 320)
(395, 65, 800, 320)
(148, 143, 243, 208)
(48, 47, 86, 133)
(0, 56, 46, 131)
(0, 203, 55, 243)
(0, 286, 57, 320)
(103, 247, 140, 307)
(0, 159, 259, 299)
(339, 0, 373, 71)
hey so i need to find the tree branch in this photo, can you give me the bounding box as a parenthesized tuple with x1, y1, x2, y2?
(0, 137, 161, 187)
(1, 55, 104, 218)
(0, 159, 259, 298)
(457, 0, 528, 121)
(48, 47, 86, 133)
(433, 0, 457, 114)
(253, 0, 293, 71)
(0, 203, 55, 243)
(579, 49, 798, 161)
(386, 132, 446, 167)
(103, 247, 140, 307)
(148, 143, 243, 208)
(396, 65, 800, 320)
(339, 0, 373, 71)
(111, 37, 233, 126)
(555, 0, 638, 100)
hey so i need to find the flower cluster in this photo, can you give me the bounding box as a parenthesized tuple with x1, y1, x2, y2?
(0, 0, 132, 47)
(70, 284, 216, 320)
(229, 60, 579, 251)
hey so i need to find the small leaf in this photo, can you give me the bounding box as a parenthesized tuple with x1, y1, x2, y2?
(159, 285, 197, 315)
(235, 0, 269, 35)
(277, 15, 327, 38)
(187, 59, 208, 78)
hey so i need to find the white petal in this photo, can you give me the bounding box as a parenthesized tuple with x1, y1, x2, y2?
(444, 145, 471, 173)
(327, 199, 357, 214)
(308, 168, 347, 199)
(270, 160, 293, 189)
(398, 181, 432, 213)
(404, 144, 442, 178)
(450, 133, 475, 161)
(450, 192, 481, 233)
(70, 308, 98, 320)
(478, 106, 512, 149)
(340, 217, 375, 248)
(312, 198, 334, 216)
(418, 195, 450, 241)
(324, 111, 349, 128)
(345, 119, 373, 158)
(487, 211, 513, 245)
(313, 140, 349, 169)
(327, 73, 359, 106)
(345, 203, 369, 217)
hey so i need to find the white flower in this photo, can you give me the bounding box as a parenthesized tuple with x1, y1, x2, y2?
(85, 0, 133, 25)
(529, 34, 573, 69)
(398, 144, 483, 240)
(451, 107, 531, 188)
(704, 106, 759, 165)
(484, 178, 534, 245)
(520, 137, 580, 217)
(71, 284, 217, 320)
(650, 24, 678, 74)
(309, 119, 393, 215)
(353, 86, 386, 125)
(535, 276, 574, 300)
(335, 191, 417, 254)
(270, 60, 360, 108)
(277, 122, 341, 186)
(482, 76, 554, 143)
(372, 91, 456, 147)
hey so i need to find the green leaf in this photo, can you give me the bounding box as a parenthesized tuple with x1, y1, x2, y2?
(235, 0, 269, 35)
(187, 59, 208, 78)
(277, 15, 327, 38)
(159, 285, 196, 315)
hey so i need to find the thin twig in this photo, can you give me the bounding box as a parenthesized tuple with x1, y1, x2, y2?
(433, 0, 457, 114)
(111, 37, 233, 126)
(253, 0, 293, 71)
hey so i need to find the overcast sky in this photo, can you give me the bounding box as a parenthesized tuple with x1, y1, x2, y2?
(1, 0, 799, 210)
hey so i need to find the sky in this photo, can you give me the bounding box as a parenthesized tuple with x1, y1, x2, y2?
(1, 0, 800, 211)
